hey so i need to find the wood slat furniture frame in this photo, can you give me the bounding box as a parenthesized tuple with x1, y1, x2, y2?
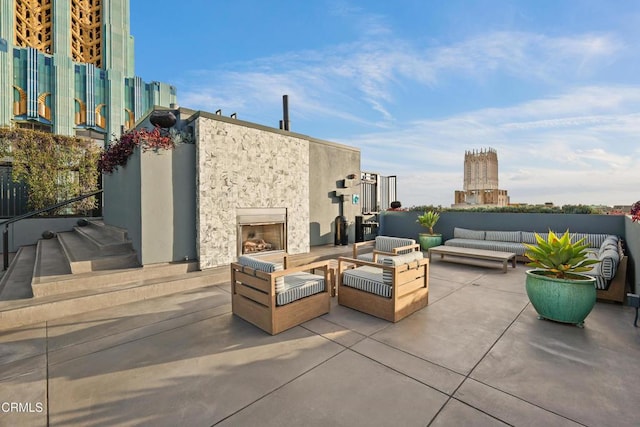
(230, 260, 331, 335)
(337, 256, 429, 322)
(352, 240, 421, 263)
(596, 255, 629, 303)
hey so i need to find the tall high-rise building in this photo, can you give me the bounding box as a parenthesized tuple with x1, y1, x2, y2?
(0, 0, 176, 144)
(453, 148, 509, 207)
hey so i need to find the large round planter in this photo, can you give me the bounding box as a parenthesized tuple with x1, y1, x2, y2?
(525, 269, 596, 327)
(418, 233, 442, 251)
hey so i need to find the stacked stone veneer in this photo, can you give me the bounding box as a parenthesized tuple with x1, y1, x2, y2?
(196, 115, 310, 269)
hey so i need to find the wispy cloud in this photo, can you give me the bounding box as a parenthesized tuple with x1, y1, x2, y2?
(175, 13, 635, 207)
(345, 85, 640, 206)
(180, 29, 623, 129)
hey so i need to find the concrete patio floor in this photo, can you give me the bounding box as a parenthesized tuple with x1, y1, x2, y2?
(1, 260, 639, 426)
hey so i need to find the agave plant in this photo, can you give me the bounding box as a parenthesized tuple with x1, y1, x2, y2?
(416, 210, 440, 235)
(524, 230, 600, 279)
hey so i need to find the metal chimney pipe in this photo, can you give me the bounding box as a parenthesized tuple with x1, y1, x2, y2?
(282, 95, 290, 131)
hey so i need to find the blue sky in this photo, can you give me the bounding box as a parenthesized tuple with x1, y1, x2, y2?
(130, 0, 640, 208)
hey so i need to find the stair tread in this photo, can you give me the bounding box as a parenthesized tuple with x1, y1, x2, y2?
(58, 231, 134, 262)
(35, 238, 72, 279)
(75, 223, 129, 245)
(0, 246, 35, 300)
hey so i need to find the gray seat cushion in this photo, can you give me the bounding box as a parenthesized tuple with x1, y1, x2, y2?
(277, 273, 325, 306)
(445, 238, 527, 255)
(342, 265, 390, 298)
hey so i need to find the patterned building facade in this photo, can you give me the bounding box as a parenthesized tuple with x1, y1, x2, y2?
(454, 148, 509, 207)
(0, 0, 176, 143)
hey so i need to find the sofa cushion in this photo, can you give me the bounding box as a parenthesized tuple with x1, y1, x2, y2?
(485, 230, 521, 243)
(375, 236, 416, 254)
(381, 251, 424, 285)
(445, 239, 527, 256)
(598, 248, 620, 281)
(342, 265, 391, 298)
(573, 233, 612, 249)
(277, 273, 325, 306)
(453, 227, 485, 240)
(238, 255, 285, 293)
(522, 231, 548, 244)
(598, 236, 620, 255)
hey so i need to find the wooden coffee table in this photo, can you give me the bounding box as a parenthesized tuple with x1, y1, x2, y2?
(428, 246, 517, 273)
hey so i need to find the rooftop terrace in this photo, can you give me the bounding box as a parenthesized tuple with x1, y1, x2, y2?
(1, 250, 638, 426)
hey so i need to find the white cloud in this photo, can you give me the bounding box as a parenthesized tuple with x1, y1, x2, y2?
(348, 85, 640, 207)
(175, 25, 636, 207)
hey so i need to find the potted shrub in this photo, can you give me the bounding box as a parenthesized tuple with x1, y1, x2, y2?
(416, 210, 442, 251)
(524, 230, 601, 327)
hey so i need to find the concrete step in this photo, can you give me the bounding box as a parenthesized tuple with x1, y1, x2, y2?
(57, 231, 140, 274)
(32, 260, 199, 297)
(34, 238, 72, 281)
(0, 264, 230, 331)
(0, 246, 35, 300)
(87, 219, 129, 241)
(73, 221, 133, 255)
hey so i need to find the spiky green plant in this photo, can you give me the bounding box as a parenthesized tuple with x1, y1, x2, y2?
(416, 210, 440, 235)
(524, 230, 600, 279)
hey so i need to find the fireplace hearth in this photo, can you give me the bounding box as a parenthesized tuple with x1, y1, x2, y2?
(237, 208, 287, 256)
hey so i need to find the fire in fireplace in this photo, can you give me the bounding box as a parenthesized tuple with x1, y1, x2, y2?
(237, 208, 287, 256)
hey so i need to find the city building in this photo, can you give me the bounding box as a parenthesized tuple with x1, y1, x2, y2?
(453, 148, 510, 207)
(0, 0, 176, 144)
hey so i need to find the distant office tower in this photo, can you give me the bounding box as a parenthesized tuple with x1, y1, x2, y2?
(454, 148, 509, 206)
(0, 0, 176, 144)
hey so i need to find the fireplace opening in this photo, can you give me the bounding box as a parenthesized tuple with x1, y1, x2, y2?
(241, 223, 284, 254)
(237, 208, 287, 256)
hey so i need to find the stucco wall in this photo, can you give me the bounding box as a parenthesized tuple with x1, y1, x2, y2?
(139, 143, 196, 264)
(103, 140, 196, 265)
(308, 139, 361, 246)
(195, 114, 310, 269)
(102, 148, 143, 263)
(7, 217, 85, 252)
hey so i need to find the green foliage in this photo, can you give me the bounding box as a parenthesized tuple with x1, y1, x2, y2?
(410, 205, 443, 212)
(559, 204, 595, 214)
(0, 127, 100, 214)
(416, 210, 440, 235)
(524, 230, 600, 279)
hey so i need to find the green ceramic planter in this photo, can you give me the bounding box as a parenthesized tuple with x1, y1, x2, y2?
(525, 270, 597, 327)
(418, 234, 442, 251)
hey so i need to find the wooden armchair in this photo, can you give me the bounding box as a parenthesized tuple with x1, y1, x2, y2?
(353, 235, 421, 263)
(337, 251, 429, 322)
(231, 255, 331, 335)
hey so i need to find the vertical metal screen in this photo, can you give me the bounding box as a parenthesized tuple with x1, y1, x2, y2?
(0, 166, 29, 217)
(360, 172, 397, 213)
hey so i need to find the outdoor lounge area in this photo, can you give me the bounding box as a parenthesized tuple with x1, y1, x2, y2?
(1, 245, 639, 426)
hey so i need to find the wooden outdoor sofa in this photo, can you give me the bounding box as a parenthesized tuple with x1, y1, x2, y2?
(230, 255, 331, 335)
(337, 251, 429, 322)
(444, 228, 629, 303)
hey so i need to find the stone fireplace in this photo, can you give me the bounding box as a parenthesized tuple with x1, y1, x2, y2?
(237, 208, 287, 256)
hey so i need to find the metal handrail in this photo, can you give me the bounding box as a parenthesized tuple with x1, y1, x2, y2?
(2, 189, 103, 270)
